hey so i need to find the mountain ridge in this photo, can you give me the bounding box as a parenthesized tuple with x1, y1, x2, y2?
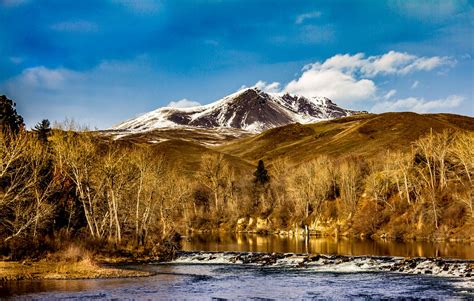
(112, 87, 363, 133)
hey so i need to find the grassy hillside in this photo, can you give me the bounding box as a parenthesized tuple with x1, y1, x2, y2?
(112, 112, 474, 174)
(147, 139, 254, 175)
(216, 112, 474, 165)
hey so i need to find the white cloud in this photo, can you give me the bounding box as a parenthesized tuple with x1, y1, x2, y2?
(1, 59, 160, 128)
(361, 51, 415, 76)
(7, 66, 79, 90)
(253, 80, 281, 93)
(361, 51, 453, 77)
(399, 56, 455, 75)
(383, 89, 397, 100)
(304, 51, 452, 78)
(51, 20, 98, 32)
(166, 99, 201, 108)
(318, 53, 365, 73)
(295, 11, 322, 24)
(411, 80, 419, 89)
(272, 50, 454, 104)
(371, 95, 464, 113)
(284, 68, 376, 103)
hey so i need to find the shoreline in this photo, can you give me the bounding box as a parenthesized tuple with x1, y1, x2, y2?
(2, 232, 473, 282)
(0, 259, 154, 282)
(2, 249, 474, 282)
(189, 228, 474, 243)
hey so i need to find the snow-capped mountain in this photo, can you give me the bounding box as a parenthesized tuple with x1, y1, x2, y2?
(112, 88, 362, 133)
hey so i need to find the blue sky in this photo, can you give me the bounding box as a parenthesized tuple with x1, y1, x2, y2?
(0, 0, 473, 128)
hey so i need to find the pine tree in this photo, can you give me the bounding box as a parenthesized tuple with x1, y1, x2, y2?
(0, 95, 24, 134)
(33, 119, 52, 144)
(254, 159, 270, 185)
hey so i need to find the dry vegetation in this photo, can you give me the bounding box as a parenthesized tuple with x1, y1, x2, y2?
(0, 244, 151, 281)
(217, 112, 474, 163)
(0, 112, 473, 273)
(0, 128, 184, 263)
(202, 129, 473, 240)
(206, 113, 473, 241)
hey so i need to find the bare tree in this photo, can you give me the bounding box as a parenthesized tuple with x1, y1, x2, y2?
(0, 131, 55, 242)
(52, 132, 108, 239)
(414, 130, 452, 229)
(449, 131, 474, 217)
(288, 156, 333, 229)
(198, 153, 234, 212)
(337, 159, 361, 220)
(130, 147, 166, 245)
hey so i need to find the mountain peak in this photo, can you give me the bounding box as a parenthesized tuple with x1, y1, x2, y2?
(112, 88, 363, 133)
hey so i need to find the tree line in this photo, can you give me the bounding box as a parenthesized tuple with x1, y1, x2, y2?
(1, 95, 473, 260)
(188, 129, 472, 240)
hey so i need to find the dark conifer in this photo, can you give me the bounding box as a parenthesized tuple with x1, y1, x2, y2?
(33, 119, 52, 144)
(0, 95, 24, 134)
(254, 159, 270, 185)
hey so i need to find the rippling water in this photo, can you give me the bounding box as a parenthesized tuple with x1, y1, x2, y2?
(2, 262, 473, 300)
(2, 234, 474, 300)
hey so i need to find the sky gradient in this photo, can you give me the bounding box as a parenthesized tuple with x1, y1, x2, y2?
(1, 0, 473, 128)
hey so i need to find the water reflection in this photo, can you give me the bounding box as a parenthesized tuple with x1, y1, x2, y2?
(182, 233, 474, 259)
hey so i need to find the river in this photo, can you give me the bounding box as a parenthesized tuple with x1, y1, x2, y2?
(182, 233, 474, 259)
(1, 234, 474, 300)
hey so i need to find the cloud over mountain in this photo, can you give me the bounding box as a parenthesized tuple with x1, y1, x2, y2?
(372, 95, 464, 113)
(166, 99, 201, 108)
(251, 51, 454, 105)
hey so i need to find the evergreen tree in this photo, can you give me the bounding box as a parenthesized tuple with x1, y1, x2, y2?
(0, 95, 24, 134)
(33, 119, 52, 144)
(254, 159, 270, 185)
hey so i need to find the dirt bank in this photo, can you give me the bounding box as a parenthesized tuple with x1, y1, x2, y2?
(0, 259, 153, 281)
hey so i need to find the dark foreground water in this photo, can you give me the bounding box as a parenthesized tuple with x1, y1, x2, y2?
(1, 234, 474, 300)
(1, 261, 473, 300)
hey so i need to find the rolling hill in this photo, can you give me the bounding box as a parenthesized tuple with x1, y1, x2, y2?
(110, 112, 473, 175)
(214, 112, 474, 166)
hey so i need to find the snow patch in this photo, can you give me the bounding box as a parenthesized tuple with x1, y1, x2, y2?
(110, 87, 360, 133)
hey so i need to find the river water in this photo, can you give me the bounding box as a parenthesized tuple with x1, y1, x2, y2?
(182, 233, 474, 259)
(1, 234, 474, 300)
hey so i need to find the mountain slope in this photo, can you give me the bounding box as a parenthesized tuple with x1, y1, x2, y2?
(105, 112, 473, 175)
(215, 112, 474, 165)
(112, 88, 361, 133)
(103, 127, 251, 146)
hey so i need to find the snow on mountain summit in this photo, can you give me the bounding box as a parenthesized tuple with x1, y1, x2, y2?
(112, 88, 362, 133)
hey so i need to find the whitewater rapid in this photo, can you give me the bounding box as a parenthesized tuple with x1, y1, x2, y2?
(173, 251, 474, 278)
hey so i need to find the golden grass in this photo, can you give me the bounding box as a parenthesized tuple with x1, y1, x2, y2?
(0, 259, 152, 281)
(0, 245, 153, 281)
(215, 112, 474, 166)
